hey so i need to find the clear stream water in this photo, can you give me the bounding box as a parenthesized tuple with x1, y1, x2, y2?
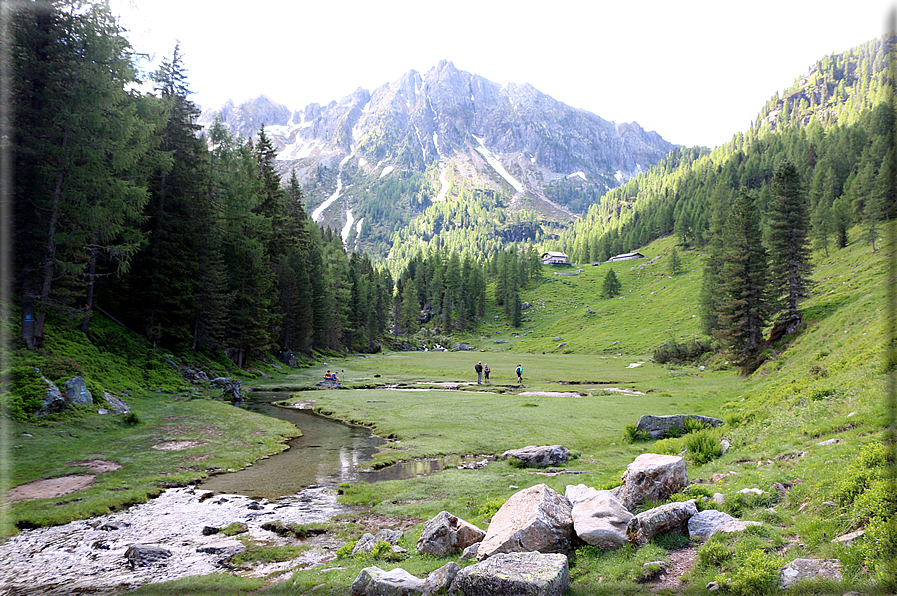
(198, 392, 461, 500)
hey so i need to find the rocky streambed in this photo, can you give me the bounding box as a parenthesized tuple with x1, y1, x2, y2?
(0, 486, 350, 595)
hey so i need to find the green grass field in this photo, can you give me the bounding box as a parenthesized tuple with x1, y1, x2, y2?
(6, 225, 895, 594)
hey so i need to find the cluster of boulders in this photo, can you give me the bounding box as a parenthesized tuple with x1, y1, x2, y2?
(635, 414, 724, 439)
(210, 377, 243, 401)
(349, 448, 841, 595)
(36, 374, 94, 416)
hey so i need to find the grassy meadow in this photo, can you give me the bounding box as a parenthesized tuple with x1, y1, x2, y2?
(5, 224, 896, 594)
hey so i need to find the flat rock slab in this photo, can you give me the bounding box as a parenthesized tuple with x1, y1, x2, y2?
(688, 509, 739, 540)
(636, 414, 723, 439)
(450, 552, 570, 596)
(350, 566, 425, 595)
(779, 558, 842, 589)
(501, 445, 570, 467)
(627, 500, 697, 547)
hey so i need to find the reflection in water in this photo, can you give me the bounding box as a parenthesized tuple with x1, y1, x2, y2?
(199, 392, 467, 501)
(200, 392, 386, 500)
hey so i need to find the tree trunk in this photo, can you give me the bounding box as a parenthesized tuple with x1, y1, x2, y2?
(80, 244, 98, 334)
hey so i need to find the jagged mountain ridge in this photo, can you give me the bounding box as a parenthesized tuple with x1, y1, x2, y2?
(199, 60, 678, 257)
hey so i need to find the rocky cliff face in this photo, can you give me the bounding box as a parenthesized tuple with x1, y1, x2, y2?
(199, 61, 678, 253)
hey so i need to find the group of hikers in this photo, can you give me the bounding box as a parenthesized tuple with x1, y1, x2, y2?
(323, 363, 523, 386)
(475, 361, 522, 384)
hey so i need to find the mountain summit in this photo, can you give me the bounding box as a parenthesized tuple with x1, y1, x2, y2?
(200, 61, 678, 256)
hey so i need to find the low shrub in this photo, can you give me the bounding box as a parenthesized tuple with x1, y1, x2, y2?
(653, 338, 714, 365)
(721, 547, 781, 595)
(3, 366, 47, 420)
(684, 429, 723, 465)
(683, 416, 711, 433)
(697, 539, 733, 568)
(650, 436, 684, 456)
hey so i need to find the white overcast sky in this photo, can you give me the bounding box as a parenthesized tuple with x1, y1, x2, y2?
(108, 0, 895, 148)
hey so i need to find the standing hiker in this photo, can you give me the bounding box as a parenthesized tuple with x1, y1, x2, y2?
(515, 364, 523, 384)
(484, 364, 490, 383)
(475, 361, 483, 384)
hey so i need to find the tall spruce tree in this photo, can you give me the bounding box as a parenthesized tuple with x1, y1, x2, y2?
(127, 43, 209, 348)
(716, 190, 772, 361)
(12, 1, 156, 346)
(768, 160, 812, 334)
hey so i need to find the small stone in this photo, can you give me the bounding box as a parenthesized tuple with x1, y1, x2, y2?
(706, 580, 720, 591)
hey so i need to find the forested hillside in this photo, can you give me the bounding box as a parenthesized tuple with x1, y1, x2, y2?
(8, 0, 895, 387)
(10, 2, 395, 363)
(549, 35, 895, 264)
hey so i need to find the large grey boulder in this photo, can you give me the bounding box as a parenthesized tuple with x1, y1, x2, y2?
(350, 566, 425, 596)
(102, 391, 131, 414)
(450, 552, 569, 596)
(687, 509, 739, 540)
(501, 445, 569, 468)
(423, 562, 460, 595)
(417, 511, 485, 557)
(36, 375, 66, 416)
(627, 499, 697, 547)
(477, 484, 573, 560)
(779, 558, 842, 589)
(614, 453, 689, 512)
(565, 484, 632, 551)
(635, 414, 723, 439)
(64, 376, 93, 405)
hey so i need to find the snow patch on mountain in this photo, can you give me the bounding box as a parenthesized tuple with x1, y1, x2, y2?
(341, 209, 355, 244)
(436, 165, 450, 202)
(473, 136, 524, 194)
(313, 176, 343, 222)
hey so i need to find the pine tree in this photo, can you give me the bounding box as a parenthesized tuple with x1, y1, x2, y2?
(768, 160, 812, 333)
(602, 269, 622, 298)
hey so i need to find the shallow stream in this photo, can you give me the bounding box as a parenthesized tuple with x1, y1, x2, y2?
(199, 391, 462, 499)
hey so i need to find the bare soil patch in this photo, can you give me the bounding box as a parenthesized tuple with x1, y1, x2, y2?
(650, 544, 698, 592)
(152, 440, 200, 451)
(7, 474, 96, 503)
(67, 459, 122, 473)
